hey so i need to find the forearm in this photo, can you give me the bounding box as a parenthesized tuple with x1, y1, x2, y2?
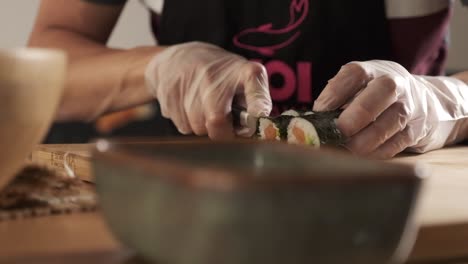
(29, 28, 163, 122)
(452, 70, 468, 85)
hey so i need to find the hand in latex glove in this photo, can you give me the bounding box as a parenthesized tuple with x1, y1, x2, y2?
(145, 42, 272, 139)
(314, 60, 468, 158)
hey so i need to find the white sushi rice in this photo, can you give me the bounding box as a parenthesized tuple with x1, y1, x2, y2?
(281, 109, 300, 116)
(287, 118, 320, 148)
(258, 118, 280, 140)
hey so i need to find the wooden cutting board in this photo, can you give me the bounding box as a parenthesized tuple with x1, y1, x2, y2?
(393, 147, 468, 262)
(29, 144, 93, 181)
(28, 143, 468, 262)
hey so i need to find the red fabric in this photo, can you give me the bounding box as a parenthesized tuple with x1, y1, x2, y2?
(388, 8, 452, 75)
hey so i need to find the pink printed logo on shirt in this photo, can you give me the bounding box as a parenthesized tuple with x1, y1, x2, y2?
(233, 0, 309, 56)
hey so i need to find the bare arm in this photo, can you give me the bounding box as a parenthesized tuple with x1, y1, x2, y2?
(452, 71, 468, 84)
(29, 0, 164, 121)
(29, 0, 272, 139)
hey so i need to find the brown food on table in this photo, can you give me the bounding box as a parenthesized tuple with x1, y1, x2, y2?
(0, 164, 97, 221)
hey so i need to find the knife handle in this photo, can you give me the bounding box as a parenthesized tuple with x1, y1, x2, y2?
(233, 104, 258, 129)
(232, 105, 246, 128)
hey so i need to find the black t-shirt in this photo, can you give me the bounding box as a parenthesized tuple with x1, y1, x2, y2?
(86, 0, 393, 114)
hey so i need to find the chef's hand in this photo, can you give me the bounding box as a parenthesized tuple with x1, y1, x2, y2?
(313, 60, 468, 159)
(145, 42, 272, 139)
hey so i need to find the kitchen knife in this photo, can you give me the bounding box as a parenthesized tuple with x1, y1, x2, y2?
(231, 105, 259, 132)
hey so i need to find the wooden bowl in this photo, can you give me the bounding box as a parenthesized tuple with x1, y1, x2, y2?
(93, 139, 426, 264)
(0, 48, 66, 189)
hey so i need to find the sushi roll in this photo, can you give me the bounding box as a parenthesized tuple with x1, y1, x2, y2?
(287, 112, 345, 147)
(257, 115, 293, 141)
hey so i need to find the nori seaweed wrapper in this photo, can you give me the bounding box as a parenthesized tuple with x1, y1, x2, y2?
(274, 115, 294, 140)
(256, 115, 293, 140)
(301, 110, 345, 146)
(302, 110, 343, 119)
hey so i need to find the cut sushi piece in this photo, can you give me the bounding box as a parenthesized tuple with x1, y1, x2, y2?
(287, 112, 345, 147)
(257, 118, 280, 141)
(287, 118, 320, 148)
(281, 109, 300, 116)
(256, 115, 293, 141)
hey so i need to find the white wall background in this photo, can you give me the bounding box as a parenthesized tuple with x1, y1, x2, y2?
(0, 0, 155, 49)
(447, 0, 468, 70)
(0, 0, 467, 70)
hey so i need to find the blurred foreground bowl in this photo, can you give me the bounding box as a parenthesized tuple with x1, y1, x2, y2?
(0, 48, 66, 189)
(93, 139, 425, 264)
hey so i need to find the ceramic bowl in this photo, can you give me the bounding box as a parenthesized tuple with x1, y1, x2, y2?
(93, 139, 425, 264)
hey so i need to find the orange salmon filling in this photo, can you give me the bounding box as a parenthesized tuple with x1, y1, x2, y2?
(293, 126, 306, 144)
(264, 124, 277, 140)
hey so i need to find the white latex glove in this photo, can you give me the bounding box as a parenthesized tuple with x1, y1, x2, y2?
(145, 42, 272, 139)
(313, 60, 468, 159)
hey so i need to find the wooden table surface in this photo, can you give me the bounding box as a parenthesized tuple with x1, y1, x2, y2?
(1, 144, 468, 264)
